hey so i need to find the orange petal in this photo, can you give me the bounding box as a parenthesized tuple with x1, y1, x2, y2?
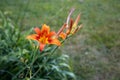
(47, 31, 56, 37)
(39, 43, 46, 51)
(34, 27, 41, 35)
(49, 38, 61, 46)
(41, 24, 50, 35)
(26, 34, 38, 40)
(59, 32, 67, 39)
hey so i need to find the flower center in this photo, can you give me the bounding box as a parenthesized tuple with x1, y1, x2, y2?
(39, 36, 48, 44)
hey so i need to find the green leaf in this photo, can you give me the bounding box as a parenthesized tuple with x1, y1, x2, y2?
(59, 63, 71, 70)
(63, 71, 76, 80)
(51, 65, 60, 72)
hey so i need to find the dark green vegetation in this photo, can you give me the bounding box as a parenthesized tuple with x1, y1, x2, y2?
(0, 11, 75, 80)
(0, 0, 120, 80)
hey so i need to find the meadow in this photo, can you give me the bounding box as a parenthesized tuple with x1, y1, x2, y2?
(0, 0, 120, 80)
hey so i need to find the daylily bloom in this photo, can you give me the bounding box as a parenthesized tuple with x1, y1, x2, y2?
(26, 24, 61, 51)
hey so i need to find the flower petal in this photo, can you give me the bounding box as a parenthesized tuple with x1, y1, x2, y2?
(26, 34, 38, 40)
(34, 27, 41, 35)
(39, 43, 46, 51)
(48, 38, 61, 46)
(47, 31, 56, 37)
(41, 24, 50, 35)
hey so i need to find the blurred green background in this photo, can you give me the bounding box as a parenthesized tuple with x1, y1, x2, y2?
(0, 0, 120, 80)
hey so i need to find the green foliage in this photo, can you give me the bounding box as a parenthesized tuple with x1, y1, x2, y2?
(0, 11, 75, 80)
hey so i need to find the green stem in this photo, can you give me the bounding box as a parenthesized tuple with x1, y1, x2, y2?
(12, 67, 26, 80)
(29, 68, 32, 79)
(30, 65, 41, 79)
(50, 35, 72, 55)
(29, 46, 38, 76)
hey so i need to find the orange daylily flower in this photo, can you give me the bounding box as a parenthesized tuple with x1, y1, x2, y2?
(26, 24, 61, 51)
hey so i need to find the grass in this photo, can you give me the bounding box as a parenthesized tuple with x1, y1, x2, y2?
(0, 0, 120, 80)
